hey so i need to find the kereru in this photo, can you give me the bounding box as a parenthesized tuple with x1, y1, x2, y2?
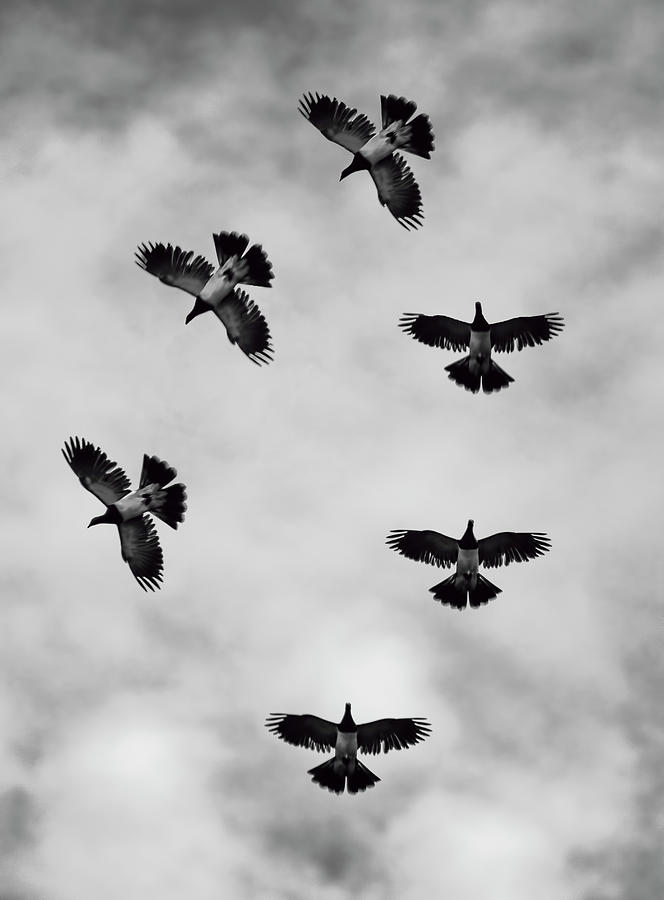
(399, 301, 564, 393)
(299, 92, 435, 230)
(135, 231, 274, 365)
(387, 519, 551, 609)
(62, 437, 187, 592)
(266, 702, 431, 794)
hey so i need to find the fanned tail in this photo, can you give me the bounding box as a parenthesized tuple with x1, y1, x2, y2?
(346, 759, 380, 795)
(470, 574, 502, 607)
(213, 231, 250, 265)
(308, 758, 346, 795)
(150, 483, 187, 530)
(445, 356, 481, 394)
(242, 244, 274, 287)
(381, 94, 417, 127)
(481, 360, 514, 394)
(430, 574, 468, 609)
(140, 454, 176, 489)
(402, 113, 435, 159)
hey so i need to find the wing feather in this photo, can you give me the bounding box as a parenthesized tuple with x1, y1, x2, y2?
(118, 516, 164, 592)
(386, 530, 459, 568)
(357, 717, 431, 755)
(298, 92, 375, 153)
(62, 436, 131, 505)
(399, 313, 471, 352)
(370, 154, 424, 230)
(265, 714, 337, 752)
(491, 313, 565, 353)
(135, 242, 214, 297)
(478, 532, 551, 568)
(214, 289, 274, 366)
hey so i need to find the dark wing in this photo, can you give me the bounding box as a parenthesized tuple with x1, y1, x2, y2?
(139, 454, 176, 489)
(398, 313, 471, 352)
(214, 289, 274, 366)
(357, 717, 431, 755)
(370, 154, 423, 230)
(62, 436, 131, 505)
(298, 92, 375, 153)
(490, 313, 565, 353)
(118, 516, 164, 592)
(135, 242, 214, 297)
(265, 714, 337, 752)
(386, 530, 459, 568)
(478, 532, 551, 568)
(212, 231, 250, 266)
(381, 94, 417, 128)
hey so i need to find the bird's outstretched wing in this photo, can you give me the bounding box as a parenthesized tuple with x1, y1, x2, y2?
(212, 231, 250, 266)
(118, 516, 164, 592)
(298, 93, 375, 153)
(370, 154, 423, 230)
(265, 714, 338, 752)
(478, 532, 551, 568)
(62, 437, 131, 506)
(386, 530, 459, 568)
(399, 314, 471, 352)
(381, 94, 417, 128)
(491, 313, 565, 353)
(135, 242, 214, 297)
(357, 717, 431, 755)
(214, 288, 274, 366)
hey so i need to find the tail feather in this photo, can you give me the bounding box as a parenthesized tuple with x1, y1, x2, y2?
(151, 483, 187, 530)
(242, 244, 274, 288)
(213, 231, 250, 265)
(445, 356, 481, 394)
(381, 94, 417, 128)
(481, 360, 514, 394)
(140, 454, 176, 489)
(402, 113, 435, 159)
(430, 574, 468, 610)
(346, 759, 380, 795)
(308, 758, 345, 795)
(470, 574, 502, 608)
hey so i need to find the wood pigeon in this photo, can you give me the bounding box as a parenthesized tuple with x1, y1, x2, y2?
(135, 231, 274, 365)
(266, 702, 431, 795)
(62, 437, 187, 592)
(399, 301, 564, 393)
(299, 92, 435, 230)
(387, 519, 551, 609)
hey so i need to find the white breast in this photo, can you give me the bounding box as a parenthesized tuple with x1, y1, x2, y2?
(335, 730, 358, 760)
(115, 490, 150, 521)
(361, 134, 394, 165)
(456, 547, 479, 577)
(199, 264, 237, 306)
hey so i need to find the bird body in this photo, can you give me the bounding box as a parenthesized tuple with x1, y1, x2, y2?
(399, 301, 564, 393)
(266, 702, 431, 794)
(63, 437, 187, 591)
(387, 519, 551, 609)
(299, 92, 435, 229)
(136, 231, 274, 365)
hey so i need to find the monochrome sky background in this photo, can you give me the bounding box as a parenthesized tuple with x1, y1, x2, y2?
(1, 0, 663, 897)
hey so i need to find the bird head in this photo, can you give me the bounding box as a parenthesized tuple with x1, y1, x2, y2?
(339, 702, 356, 731)
(340, 154, 369, 181)
(185, 296, 210, 324)
(472, 302, 489, 330)
(88, 509, 116, 528)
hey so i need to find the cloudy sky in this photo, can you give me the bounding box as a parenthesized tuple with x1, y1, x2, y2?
(1, 0, 663, 897)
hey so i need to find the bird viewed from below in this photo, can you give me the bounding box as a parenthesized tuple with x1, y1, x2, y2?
(135, 231, 274, 365)
(299, 92, 435, 230)
(62, 437, 187, 592)
(266, 703, 431, 794)
(387, 519, 551, 609)
(399, 301, 565, 393)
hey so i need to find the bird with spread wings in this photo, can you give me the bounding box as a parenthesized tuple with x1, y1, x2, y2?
(62, 436, 187, 591)
(299, 92, 435, 230)
(399, 301, 565, 393)
(135, 230, 274, 366)
(266, 702, 431, 794)
(387, 519, 551, 609)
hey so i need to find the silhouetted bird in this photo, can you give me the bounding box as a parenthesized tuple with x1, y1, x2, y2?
(387, 519, 550, 609)
(266, 702, 431, 794)
(135, 231, 274, 365)
(399, 301, 564, 393)
(299, 92, 434, 230)
(62, 437, 187, 591)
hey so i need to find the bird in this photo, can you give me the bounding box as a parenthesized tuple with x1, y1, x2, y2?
(266, 702, 431, 794)
(62, 436, 187, 592)
(299, 92, 435, 230)
(399, 301, 565, 393)
(135, 231, 274, 365)
(387, 519, 551, 609)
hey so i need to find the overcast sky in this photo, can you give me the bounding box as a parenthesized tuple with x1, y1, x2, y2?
(1, 0, 663, 897)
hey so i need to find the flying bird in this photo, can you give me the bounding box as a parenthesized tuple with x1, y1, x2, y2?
(399, 301, 564, 393)
(135, 231, 274, 365)
(62, 437, 187, 591)
(266, 702, 431, 795)
(299, 92, 435, 230)
(387, 519, 551, 609)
